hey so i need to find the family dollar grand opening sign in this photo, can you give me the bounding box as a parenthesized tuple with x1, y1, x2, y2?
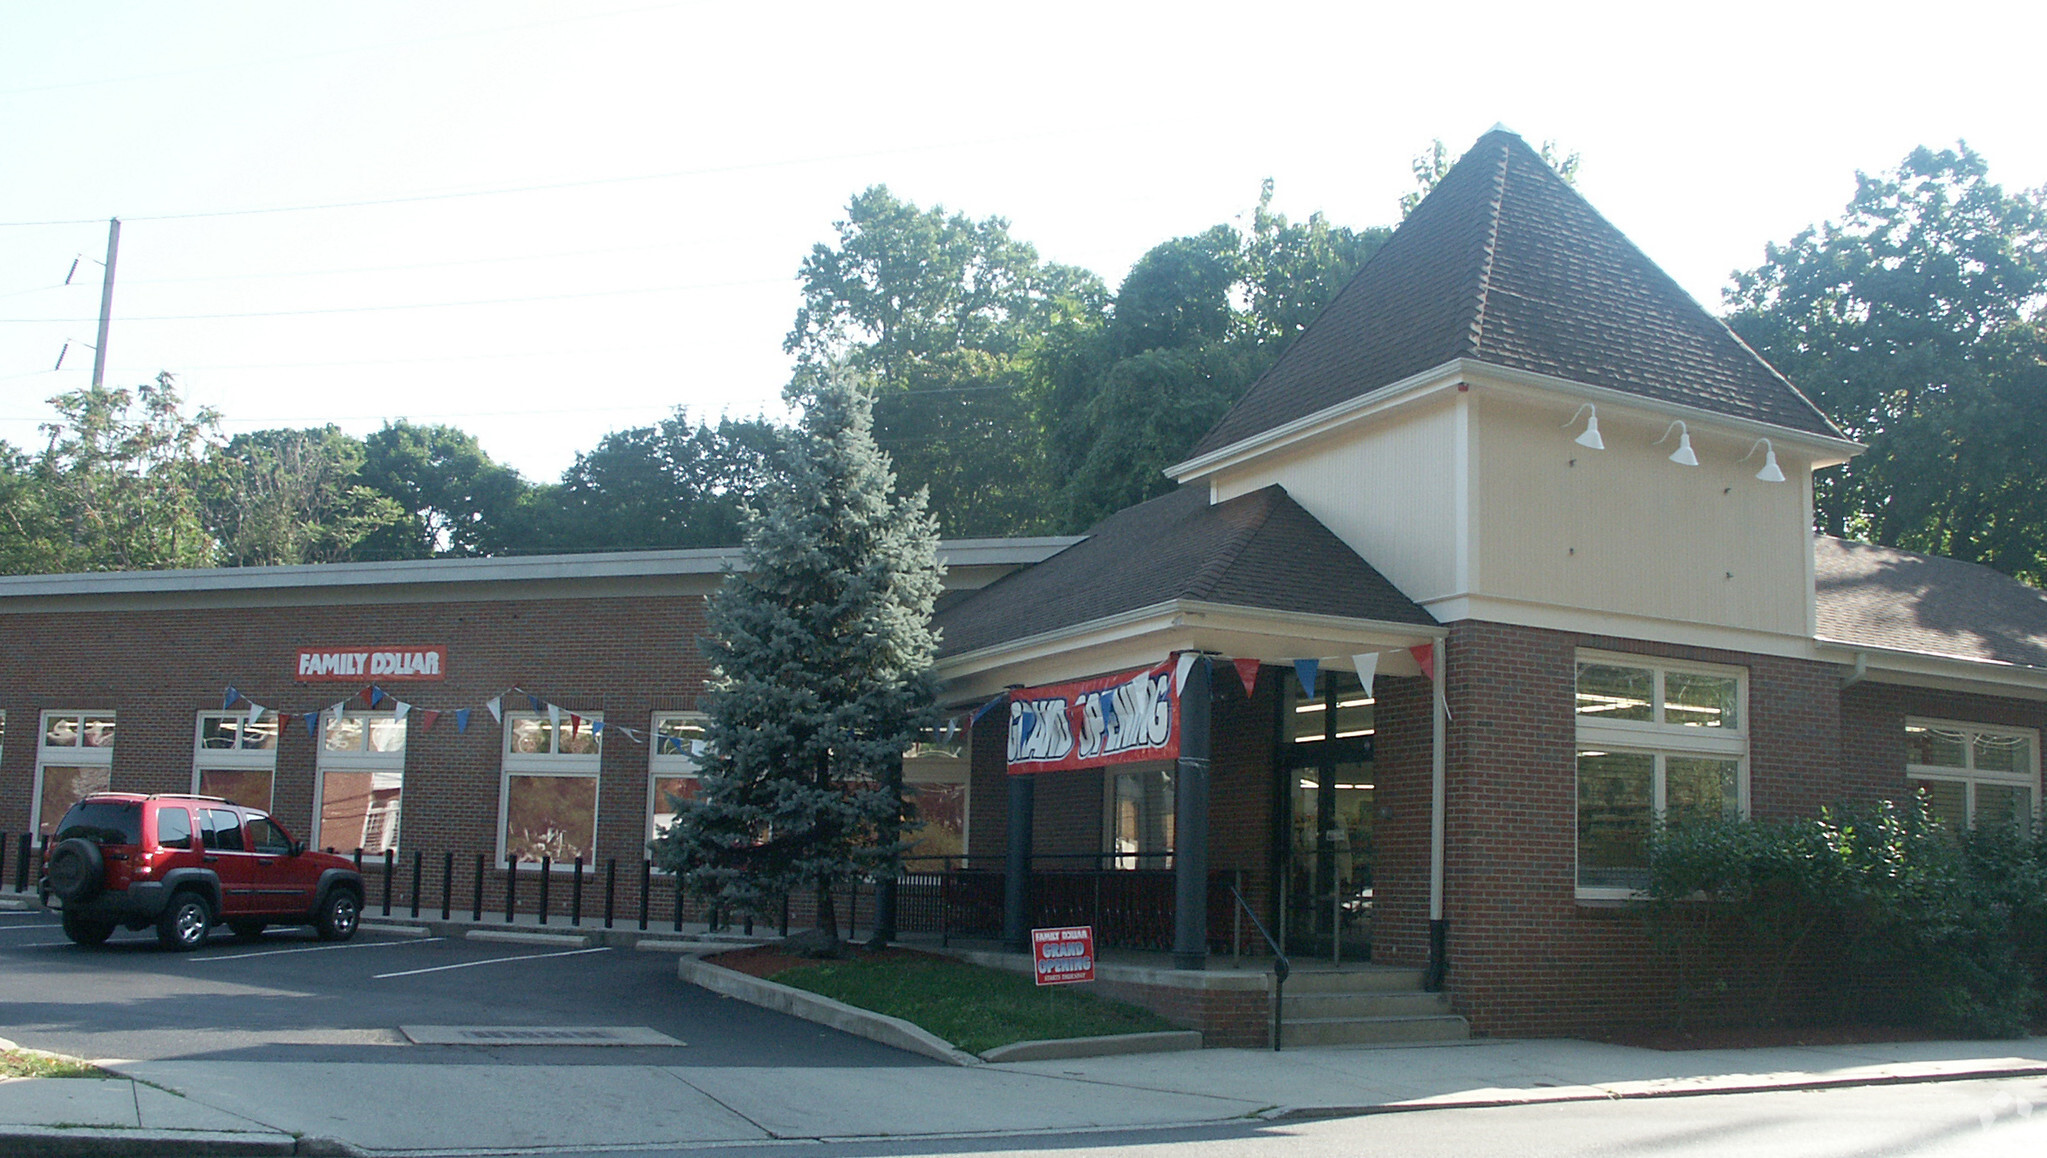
(1032, 926, 1096, 985)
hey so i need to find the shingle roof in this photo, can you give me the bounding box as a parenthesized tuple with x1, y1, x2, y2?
(1815, 536, 2047, 671)
(934, 484, 1435, 658)
(1189, 130, 1842, 460)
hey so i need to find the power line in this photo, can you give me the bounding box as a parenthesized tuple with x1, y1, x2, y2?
(0, 129, 1084, 228)
(0, 276, 789, 324)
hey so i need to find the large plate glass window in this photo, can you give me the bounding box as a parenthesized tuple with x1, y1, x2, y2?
(1906, 719, 2038, 831)
(1575, 654, 1747, 895)
(34, 711, 116, 838)
(193, 711, 280, 812)
(501, 711, 603, 868)
(647, 712, 705, 855)
(904, 724, 969, 865)
(314, 709, 407, 853)
(1104, 767, 1174, 870)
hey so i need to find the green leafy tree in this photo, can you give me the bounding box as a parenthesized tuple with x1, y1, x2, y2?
(650, 373, 942, 943)
(17, 373, 221, 572)
(1727, 144, 2047, 582)
(515, 411, 780, 553)
(205, 426, 410, 566)
(1402, 135, 1580, 217)
(787, 185, 1108, 537)
(355, 421, 530, 558)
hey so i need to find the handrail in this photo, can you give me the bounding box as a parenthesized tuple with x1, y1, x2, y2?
(1227, 882, 1291, 1051)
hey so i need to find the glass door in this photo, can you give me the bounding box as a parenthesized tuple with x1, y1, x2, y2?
(1279, 670, 1375, 961)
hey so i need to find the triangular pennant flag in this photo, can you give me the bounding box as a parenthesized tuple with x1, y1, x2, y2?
(278, 713, 293, 732)
(369, 686, 386, 708)
(940, 717, 958, 746)
(223, 686, 241, 711)
(569, 713, 581, 738)
(1409, 643, 1436, 682)
(331, 700, 349, 720)
(305, 713, 320, 739)
(359, 686, 376, 707)
(591, 719, 604, 734)
(456, 708, 472, 733)
(486, 696, 502, 723)
(971, 693, 1006, 724)
(1232, 658, 1260, 698)
(418, 709, 440, 732)
(1293, 658, 1320, 699)
(246, 700, 265, 726)
(1173, 652, 1197, 696)
(528, 694, 544, 714)
(547, 703, 561, 732)
(690, 739, 707, 758)
(392, 700, 411, 722)
(1352, 653, 1380, 699)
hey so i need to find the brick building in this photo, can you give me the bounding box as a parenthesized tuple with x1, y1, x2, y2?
(4, 129, 2044, 1039)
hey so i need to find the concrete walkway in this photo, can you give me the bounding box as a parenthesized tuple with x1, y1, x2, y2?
(4, 1033, 2046, 1156)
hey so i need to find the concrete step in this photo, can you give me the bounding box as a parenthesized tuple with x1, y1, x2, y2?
(1284, 966, 1428, 993)
(1279, 1013, 1472, 1046)
(1283, 989, 1454, 1019)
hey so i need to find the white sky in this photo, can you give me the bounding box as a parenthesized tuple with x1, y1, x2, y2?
(3, 1, 2043, 483)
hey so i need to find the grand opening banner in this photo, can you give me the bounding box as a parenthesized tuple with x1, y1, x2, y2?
(1006, 661, 1179, 774)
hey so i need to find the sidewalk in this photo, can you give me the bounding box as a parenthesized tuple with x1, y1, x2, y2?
(5, 1031, 2046, 1156)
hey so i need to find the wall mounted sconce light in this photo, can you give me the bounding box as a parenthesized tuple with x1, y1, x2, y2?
(1654, 420, 1699, 467)
(1741, 438, 1787, 483)
(1563, 403, 1604, 450)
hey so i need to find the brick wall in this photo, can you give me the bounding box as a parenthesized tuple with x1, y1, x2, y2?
(1841, 682, 2047, 803)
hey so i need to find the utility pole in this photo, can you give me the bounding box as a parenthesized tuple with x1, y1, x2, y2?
(89, 217, 120, 388)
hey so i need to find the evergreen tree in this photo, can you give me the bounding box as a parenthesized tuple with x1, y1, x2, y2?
(649, 373, 942, 942)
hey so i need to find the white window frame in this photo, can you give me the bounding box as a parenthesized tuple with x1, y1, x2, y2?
(1905, 717, 2041, 828)
(311, 708, 407, 853)
(1575, 651, 1749, 900)
(191, 710, 281, 813)
(498, 710, 604, 870)
(647, 711, 707, 856)
(33, 710, 116, 838)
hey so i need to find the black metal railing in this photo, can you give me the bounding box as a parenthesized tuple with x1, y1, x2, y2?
(1229, 878, 1291, 1051)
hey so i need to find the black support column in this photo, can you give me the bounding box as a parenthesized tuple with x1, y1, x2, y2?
(1172, 654, 1211, 971)
(1003, 771, 1034, 952)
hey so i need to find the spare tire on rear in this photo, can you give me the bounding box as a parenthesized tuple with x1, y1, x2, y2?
(46, 838, 105, 904)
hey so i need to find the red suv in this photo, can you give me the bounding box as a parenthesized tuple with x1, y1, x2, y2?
(39, 793, 365, 951)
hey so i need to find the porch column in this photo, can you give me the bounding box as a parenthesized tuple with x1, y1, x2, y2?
(1003, 772, 1034, 952)
(1172, 654, 1212, 971)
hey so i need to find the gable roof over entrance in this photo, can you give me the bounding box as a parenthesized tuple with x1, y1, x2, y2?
(934, 483, 1434, 660)
(1189, 128, 1843, 460)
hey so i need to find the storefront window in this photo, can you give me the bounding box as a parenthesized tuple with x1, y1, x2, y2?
(501, 711, 602, 868)
(1107, 768, 1173, 870)
(1906, 720, 2038, 832)
(1574, 654, 1747, 894)
(35, 711, 115, 837)
(648, 712, 706, 853)
(904, 723, 969, 864)
(315, 710, 406, 853)
(194, 711, 279, 813)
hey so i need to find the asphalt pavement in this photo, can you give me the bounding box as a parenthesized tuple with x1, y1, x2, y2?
(5, 895, 2047, 1157)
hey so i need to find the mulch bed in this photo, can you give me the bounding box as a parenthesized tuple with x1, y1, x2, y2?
(707, 943, 951, 979)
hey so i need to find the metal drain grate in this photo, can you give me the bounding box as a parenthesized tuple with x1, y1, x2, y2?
(400, 1025, 684, 1046)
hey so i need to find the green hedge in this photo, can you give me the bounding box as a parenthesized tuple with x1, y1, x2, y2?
(1646, 801, 2047, 1038)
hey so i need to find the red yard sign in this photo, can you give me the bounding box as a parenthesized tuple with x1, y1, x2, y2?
(1031, 925, 1096, 985)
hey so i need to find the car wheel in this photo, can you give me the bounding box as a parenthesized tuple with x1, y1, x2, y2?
(315, 888, 360, 942)
(228, 920, 267, 942)
(60, 910, 115, 946)
(46, 839, 106, 904)
(156, 891, 213, 951)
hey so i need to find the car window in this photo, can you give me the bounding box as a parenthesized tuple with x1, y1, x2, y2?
(54, 800, 142, 845)
(201, 808, 246, 852)
(248, 816, 292, 855)
(156, 807, 194, 850)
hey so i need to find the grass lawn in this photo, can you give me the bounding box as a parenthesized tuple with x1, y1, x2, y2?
(0, 1049, 108, 1079)
(769, 954, 1175, 1055)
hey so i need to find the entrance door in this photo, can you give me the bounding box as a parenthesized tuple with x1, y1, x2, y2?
(1278, 669, 1375, 960)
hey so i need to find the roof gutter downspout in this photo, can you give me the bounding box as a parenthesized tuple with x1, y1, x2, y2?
(1842, 651, 1869, 689)
(1426, 636, 1448, 992)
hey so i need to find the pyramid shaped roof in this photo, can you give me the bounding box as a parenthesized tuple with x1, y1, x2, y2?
(1188, 130, 1842, 460)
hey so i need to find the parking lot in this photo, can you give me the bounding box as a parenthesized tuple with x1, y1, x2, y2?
(0, 906, 934, 1070)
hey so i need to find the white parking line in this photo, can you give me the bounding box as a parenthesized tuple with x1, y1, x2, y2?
(196, 936, 446, 961)
(375, 945, 612, 979)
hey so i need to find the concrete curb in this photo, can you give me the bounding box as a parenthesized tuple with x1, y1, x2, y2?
(0, 1125, 312, 1157)
(981, 1031, 1204, 1063)
(1259, 1060, 2047, 1121)
(463, 929, 589, 948)
(678, 958, 983, 1066)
